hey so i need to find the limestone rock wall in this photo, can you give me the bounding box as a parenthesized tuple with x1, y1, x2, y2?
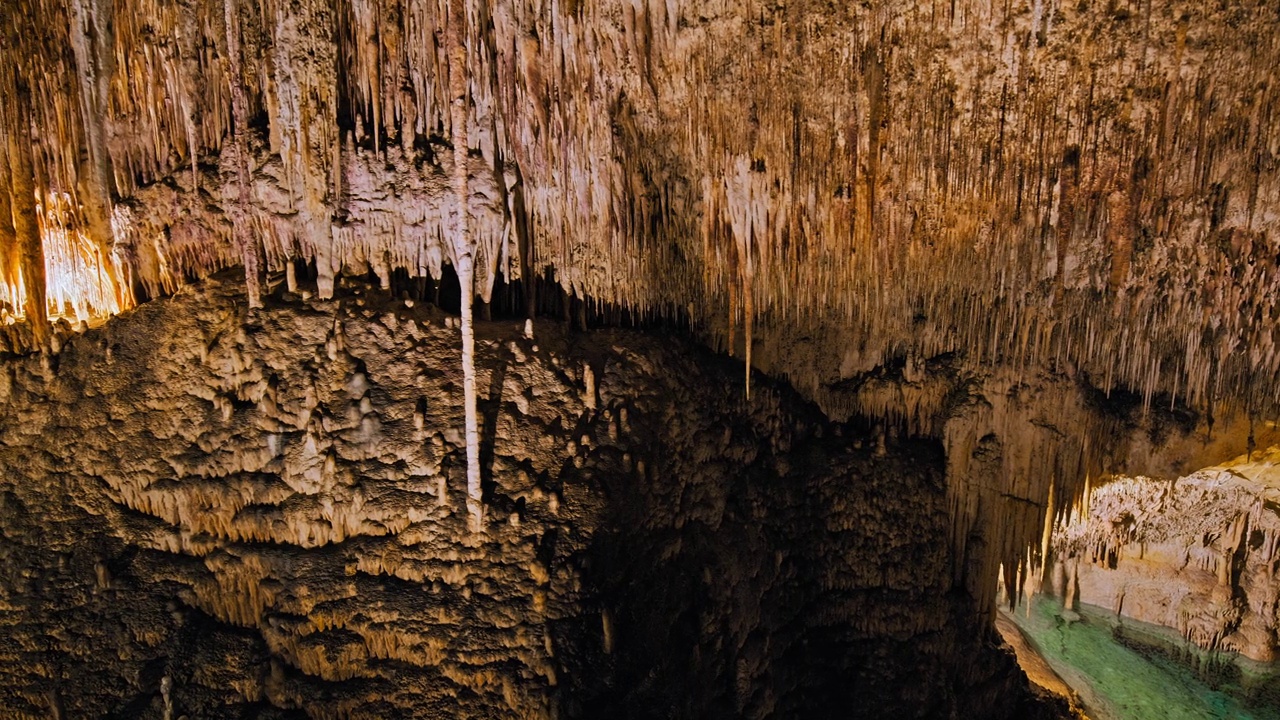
(1052, 458, 1280, 663)
(0, 274, 1061, 718)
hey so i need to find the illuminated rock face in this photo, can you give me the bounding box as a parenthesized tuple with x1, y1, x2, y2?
(3, 0, 1279, 410)
(1, 0, 1278, 714)
(0, 275, 1065, 718)
(1053, 459, 1280, 663)
(2, 1, 1278, 591)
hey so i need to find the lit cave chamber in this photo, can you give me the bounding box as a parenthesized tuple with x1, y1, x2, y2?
(0, 1, 1278, 719)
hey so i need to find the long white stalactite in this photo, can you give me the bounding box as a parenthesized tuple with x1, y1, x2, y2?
(449, 0, 482, 534)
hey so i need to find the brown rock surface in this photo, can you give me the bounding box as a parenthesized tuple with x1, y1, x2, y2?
(1, 2, 1278, 651)
(1, 1, 1276, 716)
(0, 273, 1065, 718)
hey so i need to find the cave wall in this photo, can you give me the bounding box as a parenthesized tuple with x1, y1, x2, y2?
(1052, 461, 1280, 664)
(2, 1, 1278, 713)
(0, 274, 1063, 719)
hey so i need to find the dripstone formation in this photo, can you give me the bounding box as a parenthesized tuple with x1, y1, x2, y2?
(1, 0, 1279, 716)
(1, 275, 1065, 718)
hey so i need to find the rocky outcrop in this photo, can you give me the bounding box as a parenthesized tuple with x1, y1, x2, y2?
(0, 274, 1063, 719)
(1052, 454, 1280, 663)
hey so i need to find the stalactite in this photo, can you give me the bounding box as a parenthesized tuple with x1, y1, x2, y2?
(1053, 146, 1079, 305)
(448, 0, 482, 534)
(0, 123, 19, 316)
(723, 156, 763, 400)
(223, 0, 259, 308)
(510, 165, 535, 320)
(4, 64, 48, 341)
(1038, 478, 1056, 588)
(67, 0, 123, 309)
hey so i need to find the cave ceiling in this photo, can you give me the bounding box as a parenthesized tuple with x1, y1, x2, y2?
(0, 0, 1278, 467)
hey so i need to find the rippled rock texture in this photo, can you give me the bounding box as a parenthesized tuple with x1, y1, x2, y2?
(0, 274, 1064, 718)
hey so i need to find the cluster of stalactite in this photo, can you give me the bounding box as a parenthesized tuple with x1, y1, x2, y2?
(2, 0, 1279, 616)
(3, 0, 1278, 413)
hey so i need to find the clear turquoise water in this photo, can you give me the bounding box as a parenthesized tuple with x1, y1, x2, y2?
(1007, 597, 1280, 720)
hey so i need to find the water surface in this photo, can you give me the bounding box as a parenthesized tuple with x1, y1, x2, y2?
(1006, 597, 1280, 720)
